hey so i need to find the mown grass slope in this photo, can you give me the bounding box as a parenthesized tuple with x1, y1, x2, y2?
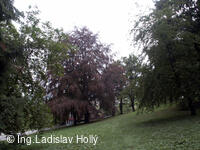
(7, 107, 200, 150)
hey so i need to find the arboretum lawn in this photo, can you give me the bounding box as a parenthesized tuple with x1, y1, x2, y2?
(6, 107, 200, 150)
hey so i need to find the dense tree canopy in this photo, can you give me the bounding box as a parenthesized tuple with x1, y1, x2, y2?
(0, 5, 71, 135)
(0, 0, 24, 135)
(134, 0, 200, 115)
(0, 0, 21, 22)
(48, 27, 113, 124)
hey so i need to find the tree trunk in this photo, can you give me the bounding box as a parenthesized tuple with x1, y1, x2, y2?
(60, 120, 66, 126)
(84, 111, 90, 124)
(131, 97, 135, 112)
(119, 98, 123, 114)
(112, 106, 115, 116)
(188, 99, 196, 116)
(73, 111, 77, 125)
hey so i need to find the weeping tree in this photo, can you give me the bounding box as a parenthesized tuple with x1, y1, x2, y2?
(133, 0, 200, 115)
(47, 27, 112, 124)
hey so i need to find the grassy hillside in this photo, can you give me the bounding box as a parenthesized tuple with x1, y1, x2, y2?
(6, 107, 200, 150)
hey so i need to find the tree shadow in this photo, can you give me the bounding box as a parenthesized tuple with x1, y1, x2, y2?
(135, 111, 198, 127)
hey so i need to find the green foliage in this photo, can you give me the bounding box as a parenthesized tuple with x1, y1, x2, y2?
(0, 96, 26, 134)
(0, 5, 72, 135)
(121, 54, 142, 112)
(133, 0, 200, 114)
(0, 0, 26, 135)
(24, 100, 53, 130)
(0, 0, 22, 22)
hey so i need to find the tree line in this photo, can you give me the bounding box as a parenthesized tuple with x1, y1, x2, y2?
(0, 0, 199, 141)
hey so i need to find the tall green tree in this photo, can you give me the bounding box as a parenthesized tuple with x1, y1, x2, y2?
(0, 0, 25, 136)
(134, 0, 200, 115)
(0, 5, 71, 136)
(122, 54, 142, 112)
(0, 0, 22, 91)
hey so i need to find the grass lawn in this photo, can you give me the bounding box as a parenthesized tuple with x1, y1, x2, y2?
(4, 107, 200, 150)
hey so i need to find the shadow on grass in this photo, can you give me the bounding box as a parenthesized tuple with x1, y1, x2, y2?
(135, 109, 198, 127)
